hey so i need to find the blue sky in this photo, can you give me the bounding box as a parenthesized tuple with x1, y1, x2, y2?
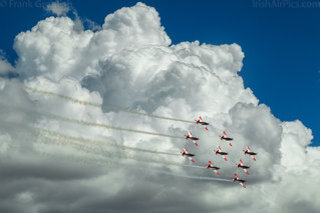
(0, 0, 319, 145)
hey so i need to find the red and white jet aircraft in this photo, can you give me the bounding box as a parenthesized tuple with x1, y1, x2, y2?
(184, 131, 199, 146)
(232, 173, 246, 188)
(194, 116, 209, 130)
(205, 160, 220, 175)
(180, 147, 195, 162)
(236, 159, 250, 175)
(243, 146, 257, 161)
(219, 131, 233, 146)
(213, 146, 228, 161)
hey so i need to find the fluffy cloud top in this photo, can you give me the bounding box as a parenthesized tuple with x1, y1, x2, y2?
(0, 2, 319, 213)
(46, 2, 70, 16)
(0, 51, 15, 75)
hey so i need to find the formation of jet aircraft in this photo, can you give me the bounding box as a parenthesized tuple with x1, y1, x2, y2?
(180, 116, 258, 189)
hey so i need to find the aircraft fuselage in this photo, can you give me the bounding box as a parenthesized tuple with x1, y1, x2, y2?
(238, 165, 250, 169)
(216, 151, 228, 155)
(221, 136, 233, 141)
(182, 152, 195, 157)
(197, 121, 209, 125)
(208, 166, 220, 170)
(234, 179, 246, 183)
(246, 151, 257, 155)
(187, 137, 199, 140)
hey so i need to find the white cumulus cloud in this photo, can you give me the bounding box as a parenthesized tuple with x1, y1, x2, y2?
(0, 2, 319, 213)
(46, 2, 70, 16)
(0, 51, 15, 74)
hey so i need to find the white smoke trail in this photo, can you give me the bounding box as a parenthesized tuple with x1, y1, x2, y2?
(45, 112, 185, 139)
(37, 137, 232, 182)
(36, 129, 218, 173)
(1, 136, 232, 183)
(184, 165, 207, 169)
(0, 100, 184, 141)
(0, 137, 113, 167)
(37, 128, 179, 156)
(130, 166, 233, 182)
(25, 86, 194, 123)
(36, 131, 184, 167)
(38, 131, 231, 182)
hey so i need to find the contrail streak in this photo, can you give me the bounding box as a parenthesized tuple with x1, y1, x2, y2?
(35, 131, 209, 170)
(24, 86, 101, 107)
(45, 113, 185, 139)
(38, 132, 228, 181)
(129, 166, 232, 182)
(3, 139, 115, 168)
(170, 173, 232, 182)
(3, 138, 232, 183)
(115, 109, 194, 124)
(39, 146, 231, 182)
(37, 128, 179, 156)
(37, 137, 232, 182)
(184, 165, 207, 169)
(35, 131, 183, 167)
(0, 101, 184, 140)
(36, 135, 114, 160)
(25, 86, 194, 123)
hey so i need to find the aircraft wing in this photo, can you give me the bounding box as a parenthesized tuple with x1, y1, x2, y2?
(243, 169, 249, 175)
(221, 155, 228, 161)
(239, 159, 244, 165)
(188, 156, 195, 163)
(239, 182, 246, 188)
(184, 147, 189, 153)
